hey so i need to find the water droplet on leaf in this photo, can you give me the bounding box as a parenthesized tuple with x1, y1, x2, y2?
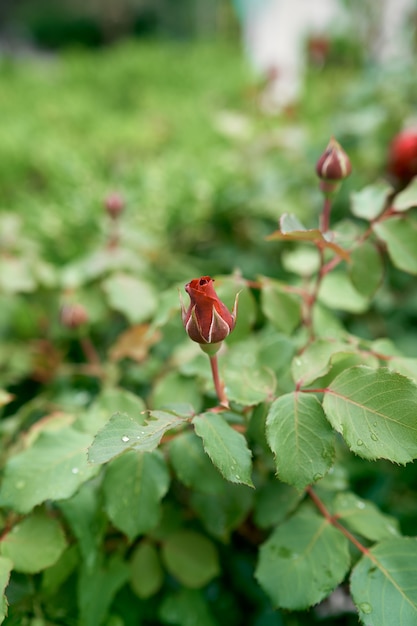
(15, 480, 25, 490)
(313, 473, 323, 481)
(71, 467, 79, 474)
(121, 435, 130, 443)
(357, 439, 364, 446)
(370, 433, 378, 441)
(359, 602, 372, 614)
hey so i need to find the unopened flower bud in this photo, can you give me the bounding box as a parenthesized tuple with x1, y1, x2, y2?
(60, 303, 89, 329)
(104, 192, 125, 219)
(387, 129, 417, 187)
(316, 137, 352, 182)
(181, 276, 238, 350)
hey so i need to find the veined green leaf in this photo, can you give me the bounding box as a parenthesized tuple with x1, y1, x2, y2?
(323, 366, 417, 463)
(374, 216, 417, 274)
(351, 538, 417, 625)
(88, 410, 187, 465)
(193, 413, 253, 487)
(333, 493, 400, 542)
(266, 392, 335, 490)
(255, 507, 350, 609)
(102, 450, 170, 541)
(0, 427, 98, 514)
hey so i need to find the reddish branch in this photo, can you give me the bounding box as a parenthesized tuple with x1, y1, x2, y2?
(306, 486, 371, 557)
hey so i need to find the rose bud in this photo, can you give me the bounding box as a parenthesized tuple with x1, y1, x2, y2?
(316, 137, 352, 182)
(387, 129, 417, 187)
(104, 192, 125, 219)
(60, 303, 89, 329)
(181, 276, 238, 351)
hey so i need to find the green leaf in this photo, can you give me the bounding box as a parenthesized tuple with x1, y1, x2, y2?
(254, 480, 302, 529)
(193, 413, 253, 487)
(0, 511, 67, 573)
(267, 213, 349, 260)
(333, 493, 400, 542)
(102, 272, 157, 323)
(169, 431, 225, 494)
(266, 393, 335, 490)
(323, 366, 417, 462)
(42, 546, 79, 596)
(103, 450, 170, 541)
(373, 216, 417, 274)
(350, 181, 392, 220)
(392, 178, 417, 211)
(388, 356, 417, 382)
(77, 387, 146, 435)
(261, 281, 301, 334)
(0, 427, 98, 513)
(291, 339, 351, 386)
(58, 481, 107, 570)
(255, 507, 350, 609)
(351, 538, 417, 625)
(0, 557, 12, 625)
(78, 554, 129, 626)
(191, 483, 254, 540)
(318, 271, 370, 313)
(159, 588, 217, 626)
(130, 542, 164, 599)
(224, 363, 276, 406)
(161, 530, 220, 588)
(151, 371, 203, 412)
(349, 241, 383, 297)
(88, 410, 187, 465)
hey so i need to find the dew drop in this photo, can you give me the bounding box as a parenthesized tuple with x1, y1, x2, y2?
(370, 433, 378, 441)
(71, 467, 79, 474)
(121, 435, 130, 443)
(356, 501, 365, 509)
(15, 480, 26, 490)
(373, 422, 377, 427)
(359, 602, 372, 614)
(357, 439, 364, 446)
(313, 473, 323, 481)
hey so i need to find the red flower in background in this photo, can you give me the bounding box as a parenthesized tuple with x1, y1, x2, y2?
(387, 130, 417, 186)
(181, 276, 238, 345)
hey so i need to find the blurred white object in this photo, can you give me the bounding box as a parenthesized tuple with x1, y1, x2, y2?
(235, 0, 416, 111)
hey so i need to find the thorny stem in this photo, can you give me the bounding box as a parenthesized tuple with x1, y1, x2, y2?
(306, 486, 371, 557)
(209, 354, 229, 408)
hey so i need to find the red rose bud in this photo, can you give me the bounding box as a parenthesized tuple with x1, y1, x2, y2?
(181, 276, 238, 347)
(104, 192, 125, 219)
(316, 137, 352, 181)
(387, 129, 417, 186)
(60, 303, 89, 329)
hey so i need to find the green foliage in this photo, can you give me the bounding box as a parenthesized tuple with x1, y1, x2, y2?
(1, 38, 417, 626)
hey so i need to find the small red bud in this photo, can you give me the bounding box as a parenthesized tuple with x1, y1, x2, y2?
(104, 192, 125, 219)
(316, 137, 352, 182)
(387, 129, 417, 186)
(60, 303, 89, 329)
(181, 276, 238, 346)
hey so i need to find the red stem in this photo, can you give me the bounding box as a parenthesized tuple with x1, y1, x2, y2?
(209, 354, 229, 407)
(320, 196, 333, 233)
(306, 486, 371, 557)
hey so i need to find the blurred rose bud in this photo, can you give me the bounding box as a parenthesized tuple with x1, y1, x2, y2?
(60, 303, 89, 329)
(104, 192, 125, 219)
(387, 129, 417, 186)
(316, 137, 352, 181)
(181, 276, 238, 346)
